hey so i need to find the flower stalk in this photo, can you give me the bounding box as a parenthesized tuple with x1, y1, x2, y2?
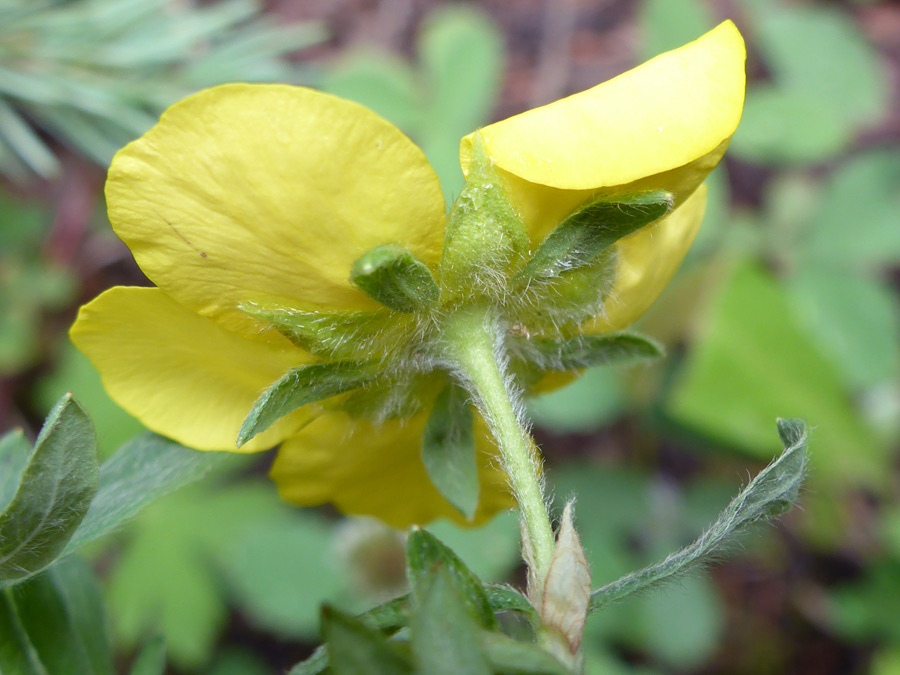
(442, 304, 556, 582)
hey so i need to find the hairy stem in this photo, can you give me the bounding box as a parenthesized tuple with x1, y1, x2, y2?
(442, 305, 556, 583)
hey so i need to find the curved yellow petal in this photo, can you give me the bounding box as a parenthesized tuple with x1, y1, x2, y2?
(461, 21, 745, 191)
(107, 84, 447, 341)
(586, 183, 708, 333)
(70, 286, 313, 451)
(270, 411, 513, 528)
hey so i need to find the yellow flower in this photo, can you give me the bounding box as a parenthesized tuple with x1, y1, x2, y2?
(71, 22, 745, 528)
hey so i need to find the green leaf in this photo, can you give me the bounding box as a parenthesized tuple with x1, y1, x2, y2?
(7, 557, 114, 675)
(0, 395, 98, 585)
(803, 150, 900, 267)
(417, 5, 503, 201)
(528, 368, 624, 433)
(589, 419, 808, 612)
(481, 631, 570, 675)
(755, 6, 887, 127)
(128, 637, 166, 675)
(667, 263, 887, 485)
(406, 528, 497, 629)
(238, 361, 376, 446)
(788, 267, 900, 390)
(484, 584, 537, 622)
(422, 382, 479, 519)
(410, 567, 491, 675)
(322, 605, 413, 675)
(729, 86, 849, 164)
(0, 429, 30, 511)
(351, 244, 440, 313)
(639, 0, 712, 60)
(515, 191, 672, 285)
(64, 433, 229, 554)
(512, 332, 663, 372)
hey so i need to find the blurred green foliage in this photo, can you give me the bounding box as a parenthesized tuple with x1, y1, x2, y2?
(1, 0, 898, 672)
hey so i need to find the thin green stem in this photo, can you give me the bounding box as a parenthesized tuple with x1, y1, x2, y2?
(442, 305, 555, 582)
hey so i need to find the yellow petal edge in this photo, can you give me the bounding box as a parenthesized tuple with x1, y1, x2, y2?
(460, 20, 746, 191)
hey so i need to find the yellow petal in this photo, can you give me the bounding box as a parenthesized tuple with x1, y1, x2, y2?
(461, 21, 745, 190)
(107, 84, 446, 341)
(270, 411, 513, 528)
(587, 183, 708, 333)
(70, 287, 313, 451)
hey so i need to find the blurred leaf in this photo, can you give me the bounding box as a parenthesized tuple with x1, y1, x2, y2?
(754, 6, 887, 127)
(0, 588, 44, 674)
(729, 86, 849, 164)
(529, 367, 625, 433)
(639, 0, 713, 60)
(6, 557, 114, 675)
(129, 636, 166, 675)
(64, 433, 231, 555)
(108, 481, 348, 668)
(803, 150, 900, 268)
(590, 419, 808, 611)
(406, 528, 497, 630)
(35, 342, 145, 458)
(207, 648, 269, 675)
(322, 605, 413, 675)
(625, 576, 722, 669)
(418, 5, 503, 200)
(322, 54, 422, 133)
(788, 267, 900, 390)
(667, 263, 886, 485)
(0, 395, 97, 586)
(830, 560, 900, 644)
(427, 510, 520, 583)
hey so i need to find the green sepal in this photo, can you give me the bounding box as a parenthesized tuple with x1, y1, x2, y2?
(481, 631, 571, 675)
(406, 528, 497, 630)
(589, 419, 809, 612)
(510, 332, 664, 372)
(241, 305, 413, 360)
(0, 395, 98, 586)
(421, 382, 479, 519)
(339, 372, 437, 424)
(351, 244, 440, 313)
(411, 566, 491, 675)
(514, 249, 617, 333)
(238, 361, 377, 446)
(515, 190, 672, 286)
(321, 605, 413, 675)
(440, 134, 529, 298)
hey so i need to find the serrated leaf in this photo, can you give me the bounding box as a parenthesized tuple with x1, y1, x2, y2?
(512, 332, 663, 372)
(322, 605, 413, 675)
(589, 419, 808, 612)
(411, 566, 491, 675)
(351, 244, 439, 313)
(0, 395, 97, 585)
(481, 631, 571, 675)
(64, 433, 229, 554)
(238, 361, 376, 446)
(515, 191, 672, 285)
(406, 528, 497, 630)
(128, 636, 166, 675)
(422, 382, 479, 519)
(7, 557, 114, 675)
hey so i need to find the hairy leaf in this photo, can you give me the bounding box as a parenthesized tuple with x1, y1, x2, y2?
(351, 244, 439, 313)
